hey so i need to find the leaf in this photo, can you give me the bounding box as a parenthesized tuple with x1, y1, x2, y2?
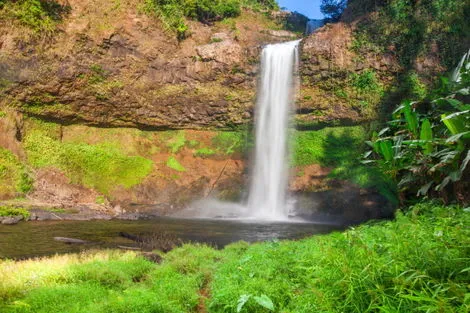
(446, 131, 470, 143)
(460, 150, 470, 173)
(417, 181, 433, 196)
(441, 113, 466, 135)
(237, 295, 251, 313)
(419, 119, 433, 155)
(378, 127, 390, 136)
(379, 140, 394, 162)
(403, 101, 418, 136)
(253, 295, 274, 311)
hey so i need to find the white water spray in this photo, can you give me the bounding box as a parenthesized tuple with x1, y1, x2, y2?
(246, 40, 300, 220)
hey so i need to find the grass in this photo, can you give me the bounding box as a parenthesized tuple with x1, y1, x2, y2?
(23, 121, 153, 195)
(0, 202, 468, 312)
(0, 206, 30, 219)
(0, 148, 33, 198)
(292, 126, 367, 167)
(0, 0, 70, 33)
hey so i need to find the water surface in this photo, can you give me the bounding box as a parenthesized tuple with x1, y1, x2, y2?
(0, 217, 343, 259)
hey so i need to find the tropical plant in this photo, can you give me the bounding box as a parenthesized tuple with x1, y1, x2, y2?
(364, 54, 470, 203)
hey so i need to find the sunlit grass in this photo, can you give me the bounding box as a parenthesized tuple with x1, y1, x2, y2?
(1, 203, 468, 312)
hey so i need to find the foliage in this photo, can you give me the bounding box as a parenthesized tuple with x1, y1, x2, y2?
(0, 148, 33, 197)
(194, 147, 216, 158)
(293, 126, 397, 204)
(320, 0, 347, 22)
(0, 0, 70, 33)
(351, 0, 470, 69)
(365, 57, 470, 203)
(142, 0, 278, 39)
(209, 202, 469, 312)
(212, 131, 251, 155)
(0, 206, 30, 219)
(2, 202, 467, 312)
(292, 126, 367, 167)
(166, 156, 186, 172)
(23, 121, 153, 195)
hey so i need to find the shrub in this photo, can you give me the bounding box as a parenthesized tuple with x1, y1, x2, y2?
(0, 0, 70, 33)
(23, 125, 153, 195)
(364, 56, 470, 204)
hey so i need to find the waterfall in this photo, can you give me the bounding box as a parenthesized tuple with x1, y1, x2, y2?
(247, 40, 300, 220)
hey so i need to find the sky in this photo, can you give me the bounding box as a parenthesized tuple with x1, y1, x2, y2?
(277, 0, 323, 19)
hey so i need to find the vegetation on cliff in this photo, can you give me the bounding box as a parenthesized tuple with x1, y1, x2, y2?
(1, 202, 468, 312)
(365, 52, 469, 205)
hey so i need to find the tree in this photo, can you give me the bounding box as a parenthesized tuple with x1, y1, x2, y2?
(320, 0, 347, 22)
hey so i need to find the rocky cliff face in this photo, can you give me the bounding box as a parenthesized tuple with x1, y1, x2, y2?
(0, 0, 298, 130)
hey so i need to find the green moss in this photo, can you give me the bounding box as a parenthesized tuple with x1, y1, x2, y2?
(23, 122, 153, 195)
(292, 126, 367, 167)
(194, 148, 216, 158)
(0, 148, 33, 197)
(166, 156, 186, 172)
(165, 131, 186, 154)
(0, 206, 30, 219)
(212, 131, 251, 155)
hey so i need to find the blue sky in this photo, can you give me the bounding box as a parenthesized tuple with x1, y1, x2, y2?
(277, 0, 323, 19)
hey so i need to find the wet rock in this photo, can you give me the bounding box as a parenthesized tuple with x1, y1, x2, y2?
(54, 237, 88, 244)
(1, 215, 23, 225)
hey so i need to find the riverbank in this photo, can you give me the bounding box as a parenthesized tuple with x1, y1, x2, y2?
(1, 202, 468, 312)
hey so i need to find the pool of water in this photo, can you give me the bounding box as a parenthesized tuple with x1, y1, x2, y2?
(0, 217, 344, 259)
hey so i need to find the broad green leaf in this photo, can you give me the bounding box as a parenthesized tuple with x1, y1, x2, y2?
(253, 295, 274, 311)
(379, 140, 394, 162)
(441, 113, 466, 135)
(403, 101, 418, 136)
(237, 294, 251, 313)
(419, 119, 433, 155)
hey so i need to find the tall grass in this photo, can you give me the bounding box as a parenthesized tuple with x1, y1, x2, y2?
(1, 202, 468, 312)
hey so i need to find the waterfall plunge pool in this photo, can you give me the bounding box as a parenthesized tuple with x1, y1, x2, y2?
(0, 217, 345, 259)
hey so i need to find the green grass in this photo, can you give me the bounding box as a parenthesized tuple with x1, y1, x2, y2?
(292, 126, 367, 167)
(23, 122, 153, 195)
(166, 156, 186, 172)
(0, 202, 468, 312)
(0, 0, 70, 33)
(0, 206, 30, 219)
(0, 148, 33, 198)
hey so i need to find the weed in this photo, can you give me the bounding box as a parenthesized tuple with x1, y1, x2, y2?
(0, 206, 30, 219)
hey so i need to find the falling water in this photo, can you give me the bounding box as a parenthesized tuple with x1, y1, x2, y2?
(247, 40, 300, 220)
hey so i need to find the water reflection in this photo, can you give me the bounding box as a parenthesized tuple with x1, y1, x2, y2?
(0, 217, 344, 259)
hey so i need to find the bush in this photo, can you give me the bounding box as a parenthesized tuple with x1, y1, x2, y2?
(23, 123, 153, 195)
(365, 56, 470, 204)
(320, 0, 347, 22)
(0, 0, 70, 33)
